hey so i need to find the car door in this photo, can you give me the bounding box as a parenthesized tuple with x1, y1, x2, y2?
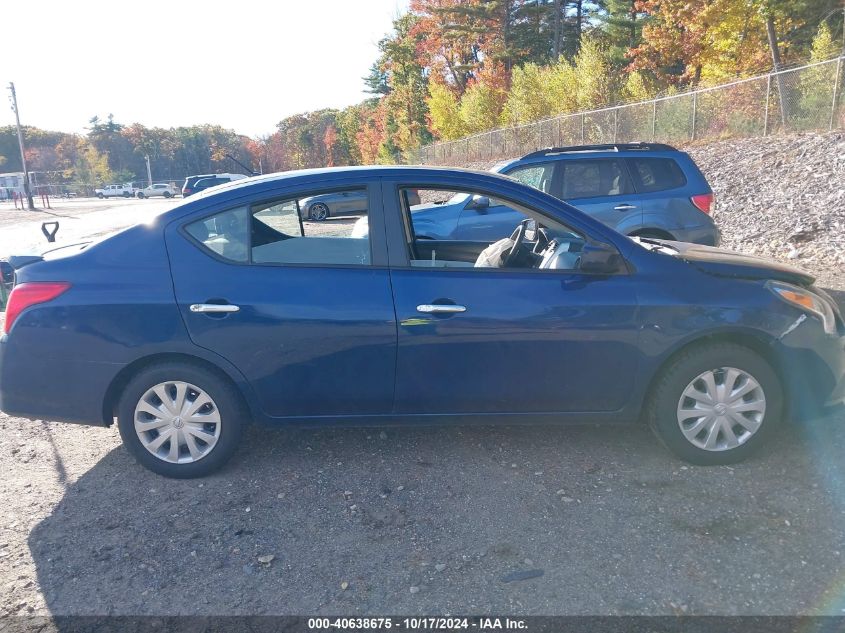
(450, 197, 524, 241)
(382, 177, 641, 416)
(560, 158, 641, 235)
(452, 161, 559, 242)
(165, 180, 397, 419)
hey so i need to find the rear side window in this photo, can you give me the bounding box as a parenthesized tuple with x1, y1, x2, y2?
(628, 158, 687, 193)
(503, 162, 555, 193)
(560, 159, 632, 199)
(184, 188, 371, 266)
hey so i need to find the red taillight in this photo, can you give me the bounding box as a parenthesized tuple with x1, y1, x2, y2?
(183, 188, 193, 195)
(691, 193, 714, 214)
(3, 282, 71, 335)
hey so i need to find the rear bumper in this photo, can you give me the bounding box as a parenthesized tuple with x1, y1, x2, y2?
(0, 335, 118, 426)
(674, 222, 720, 247)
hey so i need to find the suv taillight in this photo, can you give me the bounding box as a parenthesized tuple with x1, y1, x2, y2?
(4, 282, 71, 335)
(691, 193, 714, 214)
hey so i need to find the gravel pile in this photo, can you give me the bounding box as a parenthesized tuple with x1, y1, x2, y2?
(455, 131, 845, 289)
(687, 132, 845, 275)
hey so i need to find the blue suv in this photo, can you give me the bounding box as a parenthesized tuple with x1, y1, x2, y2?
(409, 143, 719, 246)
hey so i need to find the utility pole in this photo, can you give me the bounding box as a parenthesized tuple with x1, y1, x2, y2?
(7, 82, 35, 210)
(145, 155, 153, 188)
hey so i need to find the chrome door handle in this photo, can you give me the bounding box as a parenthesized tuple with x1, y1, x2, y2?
(416, 304, 466, 314)
(614, 203, 637, 211)
(190, 304, 240, 313)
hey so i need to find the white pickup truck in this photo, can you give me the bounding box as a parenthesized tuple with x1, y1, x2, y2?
(95, 184, 136, 199)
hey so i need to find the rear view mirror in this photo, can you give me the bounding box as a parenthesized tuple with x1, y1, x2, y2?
(579, 240, 627, 274)
(467, 195, 490, 210)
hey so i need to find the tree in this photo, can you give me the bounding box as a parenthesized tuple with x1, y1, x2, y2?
(504, 63, 552, 124)
(427, 82, 467, 139)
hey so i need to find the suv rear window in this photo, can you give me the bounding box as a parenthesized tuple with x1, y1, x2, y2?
(628, 158, 687, 193)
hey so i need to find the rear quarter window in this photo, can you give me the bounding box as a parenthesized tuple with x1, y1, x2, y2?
(628, 157, 687, 193)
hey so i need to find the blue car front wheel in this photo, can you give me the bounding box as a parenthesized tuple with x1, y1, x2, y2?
(646, 342, 783, 465)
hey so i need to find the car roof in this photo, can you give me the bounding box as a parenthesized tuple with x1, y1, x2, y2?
(496, 142, 683, 170)
(183, 165, 503, 201)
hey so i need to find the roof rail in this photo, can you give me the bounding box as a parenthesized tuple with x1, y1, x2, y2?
(520, 142, 677, 159)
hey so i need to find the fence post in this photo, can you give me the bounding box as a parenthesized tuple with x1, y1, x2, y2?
(580, 113, 585, 143)
(763, 74, 772, 137)
(830, 56, 843, 131)
(650, 99, 657, 141)
(556, 117, 561, 146)
(691, 91, 698, 141)
(613, 108, 619, 142)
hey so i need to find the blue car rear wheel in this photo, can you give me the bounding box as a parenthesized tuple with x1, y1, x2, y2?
(117, 362, 247, 478)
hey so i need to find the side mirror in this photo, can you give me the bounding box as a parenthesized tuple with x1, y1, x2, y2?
(579, 240, 627, 274)
(467, 195, 490, 211)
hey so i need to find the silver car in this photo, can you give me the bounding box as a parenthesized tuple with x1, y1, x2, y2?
(298, 191, 368, 221)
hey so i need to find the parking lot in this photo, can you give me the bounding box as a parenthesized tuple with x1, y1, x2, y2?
(3, 405, 845, 617)
(1, 198, 845, 617)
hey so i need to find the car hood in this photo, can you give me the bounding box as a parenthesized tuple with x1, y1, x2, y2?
(659, 240, 815, 286)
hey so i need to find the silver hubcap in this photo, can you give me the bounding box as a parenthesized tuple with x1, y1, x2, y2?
(310, 204, 328, 220)
(676, 367, 766, 451)
(134, 381, 221, 464)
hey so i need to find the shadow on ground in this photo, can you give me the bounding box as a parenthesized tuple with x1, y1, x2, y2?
(28, 415, 845, 617)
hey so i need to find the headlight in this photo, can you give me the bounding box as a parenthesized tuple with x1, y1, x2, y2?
(767, 280, 837, 335)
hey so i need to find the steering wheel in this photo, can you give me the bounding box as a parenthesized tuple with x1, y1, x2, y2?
(503, 219, 529, 267)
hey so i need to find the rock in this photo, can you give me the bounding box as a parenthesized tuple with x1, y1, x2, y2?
(501, 569, 544, 583)
(379, 431, 387, 440)
(435, 563, 447, 572)
(257, 554, 275, 565)
(341, 581, 349, 590)
(409, 585, 420, 594)
(561, 497, 575, 503)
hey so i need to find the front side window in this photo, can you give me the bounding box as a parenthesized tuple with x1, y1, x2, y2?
(401, 186, 585, 272)
(185, 188, 371, 266)
(561, 159, 632, 199)
(503, 162, 555, 193)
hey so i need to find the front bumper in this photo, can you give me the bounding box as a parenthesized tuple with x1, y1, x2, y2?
(775, 317, 845, 421)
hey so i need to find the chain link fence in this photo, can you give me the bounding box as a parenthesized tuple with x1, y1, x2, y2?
(415, 56, 845, 165)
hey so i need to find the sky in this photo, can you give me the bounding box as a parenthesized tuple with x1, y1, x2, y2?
(1, 0, 409, 138)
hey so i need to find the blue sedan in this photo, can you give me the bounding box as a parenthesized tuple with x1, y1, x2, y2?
(0, 166, 843, 477)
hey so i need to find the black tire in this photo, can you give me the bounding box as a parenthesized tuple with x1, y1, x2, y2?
(97, 193, 104, 199)
(645, 342, 782, 465)
(137, 192, 145, 199)
(163, 191, 171, 198)
(308, 203, 330, 221)
(123, 192, 131, 198)
(116, 362, 247, 478)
